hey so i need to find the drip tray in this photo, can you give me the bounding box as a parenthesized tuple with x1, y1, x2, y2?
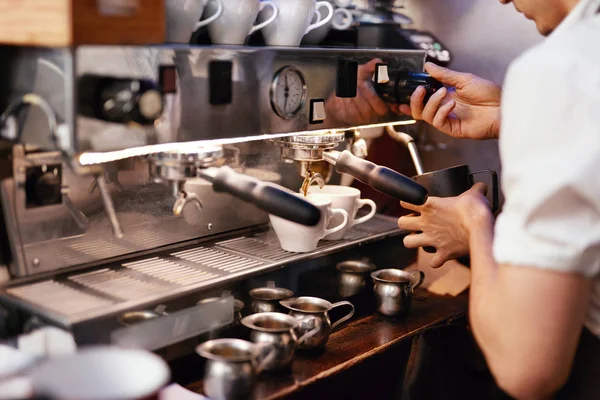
(2, 214, 404, 326)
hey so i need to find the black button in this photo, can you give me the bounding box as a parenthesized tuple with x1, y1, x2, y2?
(336, 60, 358, 98)
(209, 60, 233, 105)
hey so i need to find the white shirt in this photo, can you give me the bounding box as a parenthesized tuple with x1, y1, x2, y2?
(494, 0, 600, 337)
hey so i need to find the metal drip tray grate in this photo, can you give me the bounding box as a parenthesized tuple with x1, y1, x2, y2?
(69, 268, 170, 301)
(69, 239, 130, 259)
(7, 280, 114, 317)
(215, 236, 291, 262)
(2, 214, 402, 324)
(123, 257, 219, 285)
(171, 247, 263, 274)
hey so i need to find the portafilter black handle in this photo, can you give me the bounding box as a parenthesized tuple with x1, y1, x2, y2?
(374, 66, 443, 105)
(200, 166, 321, 226)
(325, 151, 428, 205)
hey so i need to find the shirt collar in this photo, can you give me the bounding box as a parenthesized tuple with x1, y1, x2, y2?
(551, 0, 600, 36)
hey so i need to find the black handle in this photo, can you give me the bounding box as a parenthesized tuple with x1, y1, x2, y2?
(333, 151, 428, 205)
(424, 169, 499, 254)
(469, 170, 499, 213)
(210, 167, 321, 226)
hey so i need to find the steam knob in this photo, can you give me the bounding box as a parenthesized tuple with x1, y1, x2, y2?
(78, 74, 163, 125)
(373, 66, 443, 105)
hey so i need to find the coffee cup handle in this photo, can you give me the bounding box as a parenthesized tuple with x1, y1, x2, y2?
(330, 300, 355, 331)
(323, 208, 349, 237)
(352, 199, 377, 227)
(409, 270, 425, 289)
(194, 0, 223, 29)
(305, 1, 334, 34)
(468, 170, 499, 213)
(295, 316, 321, 344)
(250, 1, 279, 35)
(332, 8, 353, 31)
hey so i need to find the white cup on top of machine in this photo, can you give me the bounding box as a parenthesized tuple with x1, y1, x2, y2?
(259, 0, 334, 46)
(269, 193, 348, 252)
(306, 185, 376, 240)
(302, 6, 354, 45)
(205, 0, 279, 45)
(166, 0, 224, 43)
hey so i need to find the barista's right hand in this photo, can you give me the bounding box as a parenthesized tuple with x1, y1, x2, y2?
(398, 62, 502, 140)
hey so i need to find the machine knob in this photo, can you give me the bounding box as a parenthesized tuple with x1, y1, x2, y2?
(373, 66, 443, 105)
(78, 74, 164, 125)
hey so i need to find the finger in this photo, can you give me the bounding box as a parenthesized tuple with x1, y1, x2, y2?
(358, 58, 382, 81)
(409, 86, 426, 120)
(403, 232, 432, 249)
(430, 252, 450, 269)
(397, 215, 423, 231)
(400, 201, 422, 213)
(424, 62, 470, 88)
(360, 85, 389, 116)
(470, 182, 488, 196)
(421, 87, 447, 124)
(398, 104, 412, 116)
(432, 100, 456, 133)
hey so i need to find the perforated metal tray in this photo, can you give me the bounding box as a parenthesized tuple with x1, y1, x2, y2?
(2, 214, 404, 326)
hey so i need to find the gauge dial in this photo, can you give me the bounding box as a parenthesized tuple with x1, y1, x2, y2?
(270, 66, 308, 119)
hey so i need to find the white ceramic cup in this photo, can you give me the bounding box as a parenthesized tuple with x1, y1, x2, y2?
(306, 185, 376, 240)
(205, 0, 279, 45)
(302, 6, 353, 45)
(270, 193, 349, 252)
(260, 0, 334, 46)
(166, 0, 224, 43)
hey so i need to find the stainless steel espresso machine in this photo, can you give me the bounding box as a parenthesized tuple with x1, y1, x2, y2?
(0, 44, 435, 358)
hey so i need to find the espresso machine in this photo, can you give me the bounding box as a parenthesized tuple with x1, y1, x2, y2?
(0, 37, 439, 358)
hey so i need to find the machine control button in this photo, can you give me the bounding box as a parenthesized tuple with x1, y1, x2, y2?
(336, 60, 358, 98)
(209, 60, 233, 105)
(309, 99, 326, 124)
(373, 64, 390, 84)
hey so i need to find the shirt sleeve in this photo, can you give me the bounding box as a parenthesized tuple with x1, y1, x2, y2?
(493, 44, 600, 278)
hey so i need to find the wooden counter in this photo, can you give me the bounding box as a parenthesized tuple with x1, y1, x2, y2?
(186, 290, 469, 399)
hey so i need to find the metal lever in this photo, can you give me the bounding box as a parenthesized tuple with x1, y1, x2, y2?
(96, 174, 124, 239)
(323, 150, 428, 205)
(61, 188, 90, 231)
(199, 166, 321, 226)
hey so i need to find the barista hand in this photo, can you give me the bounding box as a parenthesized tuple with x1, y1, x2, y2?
(324, 59, 391, 126)
(398, 63, 502, 140)
(397, 183, 492, 268)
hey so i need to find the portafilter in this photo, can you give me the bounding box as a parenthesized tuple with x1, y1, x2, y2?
(272, 132, 428, 205)
(149, 146, 321, 226)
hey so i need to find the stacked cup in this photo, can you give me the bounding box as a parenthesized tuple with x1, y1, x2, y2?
(302, 0, 356, 45)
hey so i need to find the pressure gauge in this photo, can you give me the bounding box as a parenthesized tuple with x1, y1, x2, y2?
(270, 66, 308, 119)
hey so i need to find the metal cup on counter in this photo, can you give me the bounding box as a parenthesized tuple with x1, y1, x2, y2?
(249, 281, 294, 314)
(371, 269, 425, 318)
(336, 259, 377, 298)
(196, 338, 276, 400)
(241, 312, 319, 371)
(280, 296, 354, 349)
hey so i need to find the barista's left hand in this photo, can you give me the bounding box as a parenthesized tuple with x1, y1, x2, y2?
(324, 59, 391, 126)
(397, 183, 492, 268)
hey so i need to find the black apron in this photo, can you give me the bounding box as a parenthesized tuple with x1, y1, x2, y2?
(398, 319, 600, 399)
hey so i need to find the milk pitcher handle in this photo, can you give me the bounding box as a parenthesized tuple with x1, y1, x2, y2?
(409, 270, 425, 289)
(468, 170, 499, 213)
(295, 317, 321, 345)
(255, 342, 278, 375)
(330, 300, 355, 331)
